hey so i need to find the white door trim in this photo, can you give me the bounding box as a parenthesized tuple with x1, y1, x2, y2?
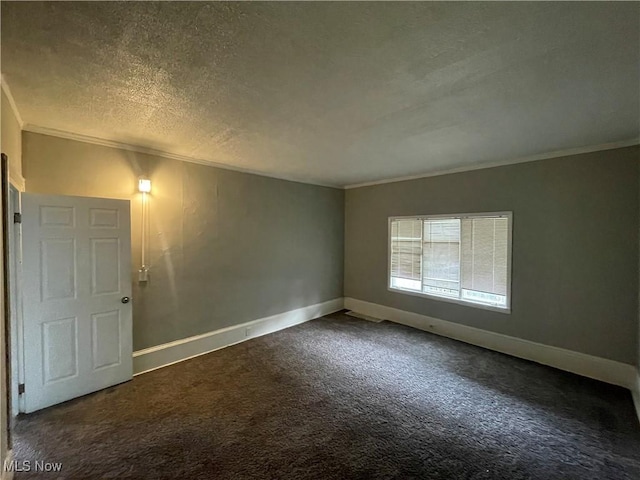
(7, 186, 24, 415)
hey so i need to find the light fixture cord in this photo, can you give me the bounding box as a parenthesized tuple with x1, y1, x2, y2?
(141, 191, 147, 269)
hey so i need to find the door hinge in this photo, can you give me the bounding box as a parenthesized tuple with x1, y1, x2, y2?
(13, 212, 22, 224)
(18, 383, 25, 395)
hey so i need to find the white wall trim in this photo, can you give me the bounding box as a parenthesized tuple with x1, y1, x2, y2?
(2, 76, 27, 192)
(344, 138, 640, 189)
(133, 298, 344, 375)
(21, 124, 339, 189)
(3, 77, 639, 191)
(632, 372, 640, 425)
(8, 175, 25, 193)
(344, 297, 638, 390)
(14, 103, 640, 192)
(8, 187, 25, 416)
(0, 75, 23, 129)
(1, 450, 15, 480)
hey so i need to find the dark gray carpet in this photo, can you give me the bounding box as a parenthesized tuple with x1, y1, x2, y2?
(12, 311, 640, 479)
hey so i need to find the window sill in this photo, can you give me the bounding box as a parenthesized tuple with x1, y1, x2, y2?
(388, 286, 511, 314)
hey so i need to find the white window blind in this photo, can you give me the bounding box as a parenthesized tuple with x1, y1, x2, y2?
(389, 213, 511, 311)
(461, 217, 508, 307)
(390, 219, 422, 291)
(423, 219, 460, 298)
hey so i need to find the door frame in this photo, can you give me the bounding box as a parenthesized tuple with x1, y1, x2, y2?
(7, 183, 24, 415)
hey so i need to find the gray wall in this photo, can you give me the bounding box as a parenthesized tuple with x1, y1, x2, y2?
(23, 132, 344, 350)
(345, 146, 640, 365)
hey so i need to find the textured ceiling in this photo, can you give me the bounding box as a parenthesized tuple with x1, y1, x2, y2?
(1, 2, 639, 186)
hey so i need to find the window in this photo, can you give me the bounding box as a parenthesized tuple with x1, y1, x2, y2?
(389, 212, 512, 312)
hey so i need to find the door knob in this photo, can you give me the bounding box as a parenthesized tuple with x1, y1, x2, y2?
(121, 297, 130, 304)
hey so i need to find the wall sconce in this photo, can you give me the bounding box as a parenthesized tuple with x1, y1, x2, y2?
(138, 178, 152, 193)
(138, 177, 151, 282)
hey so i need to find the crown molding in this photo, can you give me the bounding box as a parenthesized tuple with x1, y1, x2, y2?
(10, 76, 639, 192)
(1, 74, 24, 128)
(344, 137, 640, 189)
(22, 124, 340, 189)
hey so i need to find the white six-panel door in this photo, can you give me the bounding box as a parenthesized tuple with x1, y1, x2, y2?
(21, 193, 132, 413)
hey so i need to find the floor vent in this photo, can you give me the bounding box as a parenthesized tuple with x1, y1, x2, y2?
(345, 311, 384, 323)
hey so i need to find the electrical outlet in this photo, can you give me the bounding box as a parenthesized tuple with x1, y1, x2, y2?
(138, 267, 149, 283)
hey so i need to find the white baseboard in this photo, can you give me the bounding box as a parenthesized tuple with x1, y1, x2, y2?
(344, 297, 638, 390)
(2, 450, 14, 480)
(632, 373, 640, 425)
(133, 298, 344, 375)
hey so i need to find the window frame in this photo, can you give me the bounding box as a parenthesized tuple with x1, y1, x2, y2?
(388, 211, 513, 314)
